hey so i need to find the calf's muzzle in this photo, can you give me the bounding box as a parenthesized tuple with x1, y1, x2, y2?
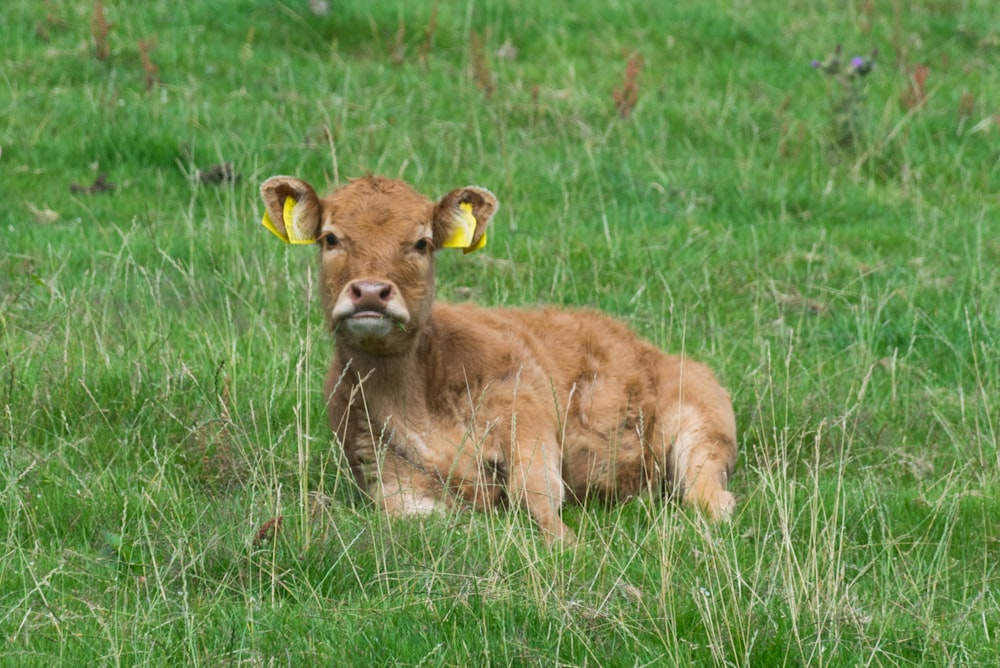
(349, 280, 395, 312)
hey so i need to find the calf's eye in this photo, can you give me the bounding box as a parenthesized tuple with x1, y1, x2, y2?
(322, 233, 339, 249)
(414, 238, 432, 252)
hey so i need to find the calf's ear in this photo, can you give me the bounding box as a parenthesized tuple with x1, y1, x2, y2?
(259, 176, 322, 244)
(433, 186, 498, 254)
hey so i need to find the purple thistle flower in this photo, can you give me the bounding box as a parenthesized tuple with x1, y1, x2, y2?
(851, 56, 865, 68)
(811, 60, 821, 68)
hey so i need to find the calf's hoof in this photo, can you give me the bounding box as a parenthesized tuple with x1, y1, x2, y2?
(704, 489, 736, 521)
(686, 487, 736, 522)
(541, 522, 577, 547)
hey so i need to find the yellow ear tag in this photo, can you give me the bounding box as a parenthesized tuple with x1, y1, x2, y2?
(261, 198, 291, 243)
(261, 197, 316, 245)
(442, 202, 486, 253)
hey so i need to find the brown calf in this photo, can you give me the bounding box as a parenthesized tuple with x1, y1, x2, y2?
(259, 175, 737, 542)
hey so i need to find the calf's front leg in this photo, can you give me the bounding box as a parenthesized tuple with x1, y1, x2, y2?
(371, 449, 446, 516)
(505, 421, 575, 544)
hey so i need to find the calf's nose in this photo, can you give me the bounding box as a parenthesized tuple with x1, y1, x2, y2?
(349, 280, 395, 311)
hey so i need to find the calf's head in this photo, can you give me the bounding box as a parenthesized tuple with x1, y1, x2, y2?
(260, 175, 498, 356)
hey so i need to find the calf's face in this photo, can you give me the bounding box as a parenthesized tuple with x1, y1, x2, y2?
(260, 175, 498, 356)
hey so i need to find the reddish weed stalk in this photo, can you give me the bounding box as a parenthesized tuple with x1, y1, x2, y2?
(390, 18, 406, 65)
(419, 0, 439, 66)
(253, 517, 283, 546)
(138, 39, 160, 90)
(91, 0, 110, 60)
(470, 30, 494, 99)
(614, 53, 643, 119)
(958, 91, 975, 122)
(899, 64, 929, 111)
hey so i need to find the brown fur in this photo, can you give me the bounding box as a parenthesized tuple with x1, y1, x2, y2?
(260, 174, 737, 542)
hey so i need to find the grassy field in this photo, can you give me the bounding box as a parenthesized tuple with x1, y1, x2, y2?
(2, 0, 998, 665)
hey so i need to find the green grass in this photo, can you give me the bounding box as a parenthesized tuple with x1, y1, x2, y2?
(2, 0, 999, 665)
